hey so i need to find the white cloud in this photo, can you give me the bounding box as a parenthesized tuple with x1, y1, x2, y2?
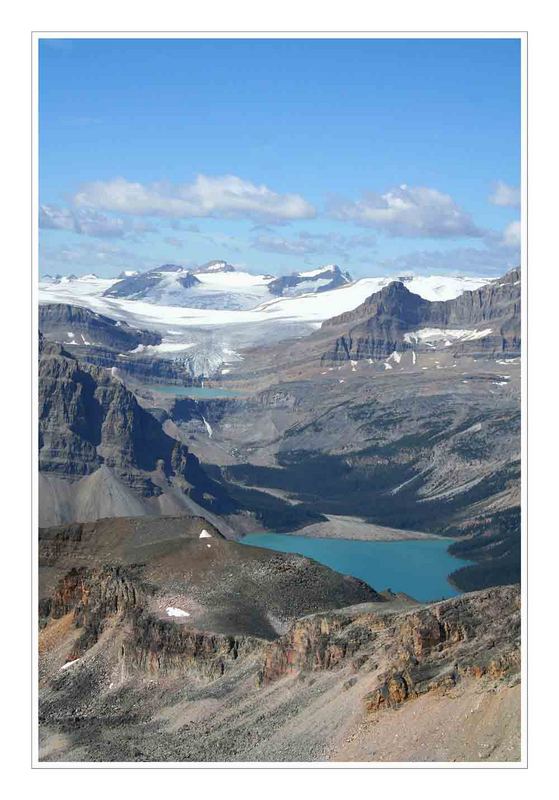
(254, 234, 321, 256)
(489, 181, 520, 207)
(39, 204, 153, 238)
(330, 184, 483, 238)
(501, 220, 521, 248)
(40, 240, 150, 273)
(378, 219, 520, 275)
(378, 246, 518, 275)
(39, 205, 76, 232)
(72, 175, 315, 223)
(253, 230, 376, 258)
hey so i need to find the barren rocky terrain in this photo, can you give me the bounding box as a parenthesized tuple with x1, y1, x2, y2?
(38, 516, 520, 762)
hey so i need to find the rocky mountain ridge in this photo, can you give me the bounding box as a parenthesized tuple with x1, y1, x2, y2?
(38, 336, 236, 526)
(39, 515, 380, 641)
(38, 512, 520, 765)
(39, 302, 198, 385)
(39, 303, 162, 352)
(103, 264, 202, 301)
(267, 264, 352, 296)
(321, 268, 520, 362)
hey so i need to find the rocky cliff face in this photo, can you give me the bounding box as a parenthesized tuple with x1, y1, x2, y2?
(321, 268, 520, 361)
(258, 585, 520, 697)
(41, 565, 259, 679)
(40, 337, 179, 483)
(38, 559, 520, 763)
(67, 347, 194, 385)
(38, 337, 236, 523)
(39, 304, 161, 351)
(438, 268, 520, 325)
(39, 303, 195, 386)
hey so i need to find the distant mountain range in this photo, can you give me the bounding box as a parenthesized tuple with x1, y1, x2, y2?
(39, 262, 492, 339)
(95, 262, 353, 310)
(38, 263, 511, 380)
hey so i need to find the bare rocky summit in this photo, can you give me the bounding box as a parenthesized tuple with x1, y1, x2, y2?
(39, 515, 379, 639)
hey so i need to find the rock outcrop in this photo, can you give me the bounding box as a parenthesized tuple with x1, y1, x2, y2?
(38, 337, 237, 524)
(39, 515, 381, 639)
(41, 564, 259, 678)
(258, 586, 520, 707)
(39, 303, 161, 352)
(321, 268, 520, 361)
(38, 552, 520, 763)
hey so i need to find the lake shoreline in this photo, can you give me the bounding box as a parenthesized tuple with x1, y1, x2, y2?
(278, 514, 444, 542)
(241, 532, 471, 602)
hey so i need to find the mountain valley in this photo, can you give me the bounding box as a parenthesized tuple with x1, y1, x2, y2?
(37, 262, 522, 762)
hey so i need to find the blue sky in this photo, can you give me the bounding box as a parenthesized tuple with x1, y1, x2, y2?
(39, 37, 521, 278)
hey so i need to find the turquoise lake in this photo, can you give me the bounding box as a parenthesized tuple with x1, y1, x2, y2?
(150, 385, 243, 399)
(241, 533, 471, 602)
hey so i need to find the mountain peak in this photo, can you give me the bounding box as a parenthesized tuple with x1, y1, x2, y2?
(296, 264, 352, 281)
(268, 264, 352, 297)
(197, 260, 236, 274)
(157, 264, 185, 273)
(378, 279, 408, 294)
(322, 280, 426, 329)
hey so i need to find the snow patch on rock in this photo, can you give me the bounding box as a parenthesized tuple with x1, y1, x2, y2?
(166, 607, 190, 618)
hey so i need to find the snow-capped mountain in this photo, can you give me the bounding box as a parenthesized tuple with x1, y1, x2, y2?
(101, 262, 355, 310)
(43, 260, 491, 321)
(41, 273, 79, 284)
(194, 260, 237, 274)
(38, 266, 492, 370)
(104, 264, 203, 303)
(102, 262, 274, 310)
(39, 267, 491, 329)
(267, 264, 352, 297)
(41, 273, 99, 284)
